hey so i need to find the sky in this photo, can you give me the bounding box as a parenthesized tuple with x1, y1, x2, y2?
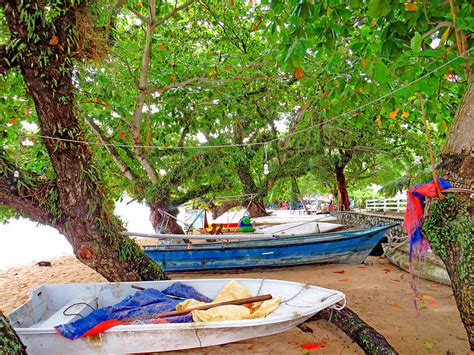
(0, 198, 154, 270)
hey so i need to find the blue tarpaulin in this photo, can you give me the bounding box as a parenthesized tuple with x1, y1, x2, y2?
(56, 282, 212, 340)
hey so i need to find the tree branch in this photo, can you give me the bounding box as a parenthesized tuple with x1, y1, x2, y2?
(154, 0, 195, 26)
(0, 44, 17, 75)
(127, 6, 151, 24)
(85, 118, 140, 184)
(170, 184, 213, 207)
(421, 21, 452, 40)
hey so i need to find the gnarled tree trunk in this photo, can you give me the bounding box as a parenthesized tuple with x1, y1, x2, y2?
(149, 200, 188, 245)
(424, 84, 473, 349)
(2, 1, 165, 282)
(335, 164, 350, 211)
(0, 311, 26, 354)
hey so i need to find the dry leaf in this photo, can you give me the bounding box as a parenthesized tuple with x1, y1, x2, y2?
(294, 66, 304, 79)
(389, 109, 399, 119)
(357, 265, 368, 269)
(333, 270, 345, 274)
(339, 278, 352, 282)
(405, 3, 417, 12)
(49, 35, 59, 46)
(389, 303, 402, 309)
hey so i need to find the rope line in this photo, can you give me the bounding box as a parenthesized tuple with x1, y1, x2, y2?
(11, 49, 471, 151)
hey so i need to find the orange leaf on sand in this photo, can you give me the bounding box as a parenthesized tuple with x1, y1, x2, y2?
(288, 341, 298, 346)
(422, 295, 436, 301)
(428, 301, 439, 308)
(119, 132, 125, 140)
(294, 66, 304, 79)
(49, 35, 59, 46)
(382, 268, 391, 273)
(333, 270, 345, 274)
(301, 343, 323, 351)
(389, 303, 402, 309)
(339, 278, 352, 282)
(405, 2, 417, 11)
(389, 109, 399, 118)
(357, 265, 368, 269)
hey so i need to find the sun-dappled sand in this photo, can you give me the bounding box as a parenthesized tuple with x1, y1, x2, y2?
(1, 256, 469, 354)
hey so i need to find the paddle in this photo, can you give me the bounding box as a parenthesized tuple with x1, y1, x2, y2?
(127, 285, 272, 321)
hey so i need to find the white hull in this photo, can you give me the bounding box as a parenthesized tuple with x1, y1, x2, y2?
(255, 222, 343, 235)
(9, 279, 344, 354)
(252, 215, 336, 225)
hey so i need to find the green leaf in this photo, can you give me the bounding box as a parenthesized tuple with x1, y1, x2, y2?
(411, 32, 422, 54)
(374, 60, 389, 83)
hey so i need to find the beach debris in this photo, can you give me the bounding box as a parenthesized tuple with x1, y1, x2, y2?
(333, 270, 345, 274)
(37, 261, 51, 267)
(297, 324, 313, 333)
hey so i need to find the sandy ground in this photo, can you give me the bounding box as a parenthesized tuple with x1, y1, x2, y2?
(0, 256, 470, 354)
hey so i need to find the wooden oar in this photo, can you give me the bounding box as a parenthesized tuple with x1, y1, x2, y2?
(123, 292, 272, 322)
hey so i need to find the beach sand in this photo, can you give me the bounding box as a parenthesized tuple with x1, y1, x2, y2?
(0, 256, 470, 354)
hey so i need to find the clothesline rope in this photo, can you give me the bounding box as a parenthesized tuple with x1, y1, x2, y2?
(8, 49, 471, 151)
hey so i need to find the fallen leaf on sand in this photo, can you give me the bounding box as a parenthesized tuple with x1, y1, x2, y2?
(339, 278, 352, 282)
(357, 265, 368, 269)
(423, 341, 433, 350)
(333, 270, 345, 274)
(381, 268, 391, 273)
(389, 303, 402, 309)
(390, 278, 401, 282)
(288, 341, 298, 346)
(428, 301, 439, 308)
(422, 295, 435, 301)
(301, 342, 324, 351)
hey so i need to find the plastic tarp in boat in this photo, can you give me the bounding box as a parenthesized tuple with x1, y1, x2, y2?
(55, 282, 211, 340)
(56, 281, 280, 340)
(177, 280, 281, 322)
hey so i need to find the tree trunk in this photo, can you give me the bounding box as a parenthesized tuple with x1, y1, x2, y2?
(0, 312, 27, 354)
(335, 164, 351, 211)
(149, 201, 188, 245)
(424, 85, 473, 349)
(3, 2, 165, 282)
(235, 165, 269, 218)
(309, 306, 398, 354)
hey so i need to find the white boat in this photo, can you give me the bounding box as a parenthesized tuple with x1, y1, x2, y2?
(255, 222, 343, 235)
(251, 214, 337, 225)
(9, 279, 345, 354)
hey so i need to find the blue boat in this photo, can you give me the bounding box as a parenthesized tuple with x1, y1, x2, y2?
(143, 225, 396, 272)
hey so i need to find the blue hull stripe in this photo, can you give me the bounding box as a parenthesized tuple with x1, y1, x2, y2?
(144, 225, 395, 272)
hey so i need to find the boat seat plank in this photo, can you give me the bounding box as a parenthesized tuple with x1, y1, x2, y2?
(36, 297, 97, 328)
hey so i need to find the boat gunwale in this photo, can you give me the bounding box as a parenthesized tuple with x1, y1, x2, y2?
(11, 278, 345, 334)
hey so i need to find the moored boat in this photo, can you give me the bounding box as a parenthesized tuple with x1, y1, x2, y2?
(9, 279, 345, 354)
(382, 243, 451, 285)
(254, 221, 343, 235)
(144, 225, 396, 272)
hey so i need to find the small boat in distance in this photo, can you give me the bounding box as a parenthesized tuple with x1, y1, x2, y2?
(9, 279, 345, 354)
(143, 225, 396, 272)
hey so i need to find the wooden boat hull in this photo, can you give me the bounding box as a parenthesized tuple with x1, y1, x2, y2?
(383, 244, 451, 285)
(9, 279, 345, 354)
(144, 225, 395, 272)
